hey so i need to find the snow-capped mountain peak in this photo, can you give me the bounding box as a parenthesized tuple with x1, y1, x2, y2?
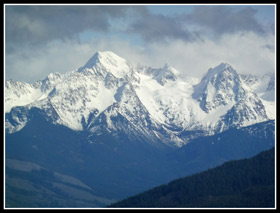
(78, 51, 132, 79)
(162, 63, 179, 74)
(209, 62, 235, 74)
(154, 63, 178, 85)
(192, 63, 243, 113)
(82, 51, 124, 68)
(37, 72, 62, 93)
(137, 63, 179, 86)
(200, 63, 239, 87)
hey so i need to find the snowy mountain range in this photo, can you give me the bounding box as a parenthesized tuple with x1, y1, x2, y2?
(5, 51, 275, 147)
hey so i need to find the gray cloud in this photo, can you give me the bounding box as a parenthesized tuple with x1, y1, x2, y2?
(5, 5, 203, 47)
(5, 5, 131, 46)
(185, 6, 266, 37)
(262, 44, 275, 52)
(126, 7, 198, 43)
(5, 5, 270, 48)
(125, 5, 269, 43)
(5, 5, 274, 84)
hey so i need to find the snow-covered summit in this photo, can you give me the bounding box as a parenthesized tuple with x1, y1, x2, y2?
(154, 63, 179, 85)
(137, 63, 179, 86)
(78, 51, 133, 79)
(192, 63, 244, 113)
(35, 72, 62, 92)
(204, 63, 236, 79)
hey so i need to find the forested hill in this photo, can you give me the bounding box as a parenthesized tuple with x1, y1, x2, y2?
(109, 148, 275, 208)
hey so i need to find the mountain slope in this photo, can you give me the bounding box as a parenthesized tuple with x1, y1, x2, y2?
(240, 72, 275, 102)
(5, 159, 114, 207)
(109, 148, 275, 208)
(5, 113, 275, 207)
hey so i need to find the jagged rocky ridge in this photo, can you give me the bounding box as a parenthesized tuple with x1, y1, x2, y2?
(5, 51, 275, 147)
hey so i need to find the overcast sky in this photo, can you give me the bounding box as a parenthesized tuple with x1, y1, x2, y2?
(5, 4, 275, 83)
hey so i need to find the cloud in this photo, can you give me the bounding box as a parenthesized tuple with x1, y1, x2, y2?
(5, 31, 275, 84)
(5, 5, 200, 46)
(5, 5, 131, 46)
(4, 5, 275, 84)
(126, 6, 198, 43)
(124, 5, 270, 44)
(185, 6, 266, 37)
(154, 32, 275, 78)
(5, 5, 271, 48)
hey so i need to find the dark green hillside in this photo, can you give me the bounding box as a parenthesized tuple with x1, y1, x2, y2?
(109, 148, 275, 208)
